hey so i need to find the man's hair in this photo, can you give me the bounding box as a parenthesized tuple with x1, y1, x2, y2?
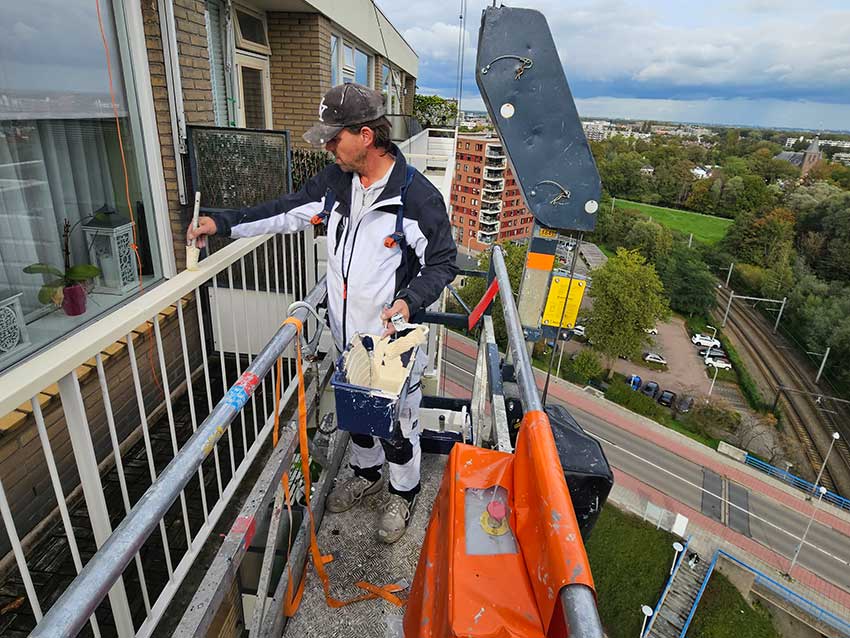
(345, 116, 393, 154)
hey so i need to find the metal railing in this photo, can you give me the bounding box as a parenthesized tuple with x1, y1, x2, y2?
(1, 230, 319, 638)
(680, 549, 850, 637)
(643, 537, 691, 636)
(745, 455, 850, 511)
(491, 246, 604, 638)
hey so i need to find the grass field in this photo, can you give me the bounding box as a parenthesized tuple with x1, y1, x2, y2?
(613, 199, 732, 245)
(585, 507, 676, 638)
(689, 572, 779, 638)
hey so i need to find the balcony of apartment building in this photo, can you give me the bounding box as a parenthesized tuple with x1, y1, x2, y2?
(477, 227, 499, 244)
(481, 191, 502, 205)
(484, 168, 506, 180)
(485, 156, 507, 170)
(482, 175, 506, 192)
(0, 1, 455, 636)
(485, 143, 505, 159)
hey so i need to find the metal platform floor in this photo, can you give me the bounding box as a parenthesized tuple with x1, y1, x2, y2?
(283, 450, 447, 637)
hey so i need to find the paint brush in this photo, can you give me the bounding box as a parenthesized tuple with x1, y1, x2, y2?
(186, 191, 201, 271)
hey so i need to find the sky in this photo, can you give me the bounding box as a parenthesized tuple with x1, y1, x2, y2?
(377, 0, 850, 131)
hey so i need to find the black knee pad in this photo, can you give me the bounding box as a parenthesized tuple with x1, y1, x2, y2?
(350, 433, 376, 448)
(381, 435, 414, 465)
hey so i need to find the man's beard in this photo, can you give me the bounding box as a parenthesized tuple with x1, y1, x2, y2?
(335, 148, 367, 173)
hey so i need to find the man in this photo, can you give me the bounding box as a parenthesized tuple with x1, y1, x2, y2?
(188, 83, 457, 543)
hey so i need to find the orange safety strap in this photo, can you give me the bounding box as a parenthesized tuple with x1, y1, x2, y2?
(275, 316, 406, 617)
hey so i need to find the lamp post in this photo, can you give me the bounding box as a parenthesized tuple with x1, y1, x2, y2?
(640, 605, 653, 636)
(786, 486, 827, 579)
(708, 366, 719, 398)
(810, 432, 840, 500)
(671, 541, 685, 575)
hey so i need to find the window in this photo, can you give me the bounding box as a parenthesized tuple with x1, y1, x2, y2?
(469, 219, 474, 226)
(331, 35, 340, 85)
(355, 49, 370, 86)
(206, 0, 233, 126)
(465, 142, 470, 149)
(461, 196, 466, 203)
(475, 144, 483, 151)
(471, 199, 478, 205)
(0, 1, 163, 372)
(233, 4, 270, 55)
(463, 164, 468, 171)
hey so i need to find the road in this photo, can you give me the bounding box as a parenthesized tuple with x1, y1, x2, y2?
(441, 334, 850, 596)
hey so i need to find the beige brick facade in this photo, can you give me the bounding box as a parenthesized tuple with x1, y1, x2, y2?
(267, 12, 333, 148)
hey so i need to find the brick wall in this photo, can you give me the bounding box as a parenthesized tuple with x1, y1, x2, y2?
(142, 0, 214, 271)
(404, 74, 416, 116)
(267, 12, 332, 148)
(0, 301, 201, 558)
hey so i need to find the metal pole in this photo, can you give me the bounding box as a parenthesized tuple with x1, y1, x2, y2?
(725, 262, 734, 288)
(688, 233, 693, 248)
(787, 487, 826, 576)
(30, 279, 328, 638)
(774, 296, 787, 333)
(671, 542, 684, 575)
(815, 346, 830, 384)
(492, 246, 604, 638)
(811, 433, 840, 498)
(557, 338, 566, 376)
(708, 366, 719, 397)
(721, 291, 734, 327)
(772, 387, 782, 413)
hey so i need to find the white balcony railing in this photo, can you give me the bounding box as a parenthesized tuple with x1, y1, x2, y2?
(485, 145, 505, 159)
(0, 230, 322, 638)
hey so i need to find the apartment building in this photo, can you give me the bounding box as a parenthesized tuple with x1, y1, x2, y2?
(0, 3, 419, 628)
(449, 134, 534, 252)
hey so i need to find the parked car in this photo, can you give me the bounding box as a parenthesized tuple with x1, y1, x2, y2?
(691, 333, 721, 348)
(644, 327, 658, 335)
(698, 347, 726, 359)
(643, 352, 667, 365)
(705, 356, 732, 370)
(628, 374, 642, 390)
(572, 325, 586, 337)
(641, 381, 660, 399)
(657, 390, 677, 407)
(675, 395, 695, 414)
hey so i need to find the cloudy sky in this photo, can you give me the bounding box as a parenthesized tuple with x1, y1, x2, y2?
(377, 0, 850, 131)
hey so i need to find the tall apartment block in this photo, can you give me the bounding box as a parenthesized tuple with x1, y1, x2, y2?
(449, 135, 535, 252)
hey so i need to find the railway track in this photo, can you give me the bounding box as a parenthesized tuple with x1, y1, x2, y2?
(715, 286, 850, 495)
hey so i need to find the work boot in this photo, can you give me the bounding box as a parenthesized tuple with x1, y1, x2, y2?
(326, 475, 384, 513)
(377, 493, 415, 544)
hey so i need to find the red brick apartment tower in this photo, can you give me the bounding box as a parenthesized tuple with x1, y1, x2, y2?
(449, 135, 535, 253)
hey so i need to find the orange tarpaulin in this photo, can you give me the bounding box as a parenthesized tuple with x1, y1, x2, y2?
(404, 410, 595, 637)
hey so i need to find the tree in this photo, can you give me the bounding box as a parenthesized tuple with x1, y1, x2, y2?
(413, 94, 457, 128)
(657, 245, 716, 316)
(623, 217, 673, 263)
(586, 249, 670, 378)
(571, 349, 602, 383)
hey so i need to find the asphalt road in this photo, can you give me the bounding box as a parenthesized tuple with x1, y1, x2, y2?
(441, 338, 850, 594)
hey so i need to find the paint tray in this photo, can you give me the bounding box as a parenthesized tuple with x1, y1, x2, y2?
(330, 328, 427, 440)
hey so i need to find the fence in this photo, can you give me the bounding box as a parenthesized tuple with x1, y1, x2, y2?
(0, 230, 319, 637)
(745, 454, 850, 512)
(680, 550, 850, 637)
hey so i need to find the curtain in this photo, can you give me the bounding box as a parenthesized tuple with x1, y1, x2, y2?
(0, 119, 117, 318)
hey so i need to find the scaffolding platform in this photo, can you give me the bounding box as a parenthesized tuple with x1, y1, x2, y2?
(283, 449, 447, 637)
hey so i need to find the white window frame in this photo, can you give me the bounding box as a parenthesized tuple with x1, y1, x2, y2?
(330, 32, 372, 87)
(232, 3, 270, 56)
(234, 51, 273, 129)
(118, 0, 177, 276)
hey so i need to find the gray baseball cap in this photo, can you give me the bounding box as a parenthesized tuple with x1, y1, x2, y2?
(303, 83, 387, 147)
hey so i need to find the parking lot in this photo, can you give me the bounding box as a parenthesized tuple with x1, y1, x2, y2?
(561, 316, 713, 400)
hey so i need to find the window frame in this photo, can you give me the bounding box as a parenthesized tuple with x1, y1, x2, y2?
(232, 3, 271, 56)
(330, 32, 372, 87)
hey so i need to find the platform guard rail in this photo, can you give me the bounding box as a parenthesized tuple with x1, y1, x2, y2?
(745, 455, 850, 512)
(30, 246, 603, 638)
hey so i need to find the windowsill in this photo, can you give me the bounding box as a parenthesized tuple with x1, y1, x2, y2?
(3, 275, 160, 374)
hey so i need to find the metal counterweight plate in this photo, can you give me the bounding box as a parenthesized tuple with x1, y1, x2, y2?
(476, 6, 601, 232)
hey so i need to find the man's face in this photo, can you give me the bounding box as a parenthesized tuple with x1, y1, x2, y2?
(325, 128, 368, 173)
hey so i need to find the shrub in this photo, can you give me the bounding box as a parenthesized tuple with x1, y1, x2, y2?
(686, 400, 741, 438)
(605, 381, 667, 421)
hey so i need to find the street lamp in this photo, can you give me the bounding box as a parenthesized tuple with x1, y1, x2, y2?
(785, 485, 827, 580)
(810, 432, 840, 500)
(640, 605, 653, 636)
(671, 541, 685, 575)
(707, 366, 719, 398)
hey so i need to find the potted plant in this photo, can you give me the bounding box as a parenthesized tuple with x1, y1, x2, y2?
(24, 219, 101, 317)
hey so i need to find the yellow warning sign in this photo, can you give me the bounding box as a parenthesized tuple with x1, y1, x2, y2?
(538, 227, 557, 239)
(542, 276, 586, 327)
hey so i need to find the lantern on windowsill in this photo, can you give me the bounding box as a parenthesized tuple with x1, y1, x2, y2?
(0, 290, 31, 366)
(81, 205, 139, 295)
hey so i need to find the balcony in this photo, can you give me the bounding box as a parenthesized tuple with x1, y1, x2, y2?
(484, 169, 505, 180)
(479, 217, 499, 230)
(481, 201, 502, 214)
(485, 158, 506, 170)
(483, 176, 505, 192)
(481, 192, 502, 205)
(485, 144, 505, 159)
